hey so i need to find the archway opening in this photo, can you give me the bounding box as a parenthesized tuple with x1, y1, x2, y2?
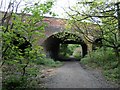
(43, 32, 88, 61)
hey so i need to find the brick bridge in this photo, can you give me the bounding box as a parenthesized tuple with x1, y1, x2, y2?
(41, 17, 101, 60)
(0, 11, 101, 60)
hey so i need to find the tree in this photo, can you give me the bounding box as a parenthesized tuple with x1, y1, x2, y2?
(1, 0, 54, 88)
(66, 1, 120, 67)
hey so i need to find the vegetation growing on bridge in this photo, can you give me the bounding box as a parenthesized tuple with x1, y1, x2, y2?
(53, 31, 82, 43)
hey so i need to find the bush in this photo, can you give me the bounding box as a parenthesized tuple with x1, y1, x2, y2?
(81, 48, 119, 83)
(103, 68, 119, 82)
(2, 75, 27, 90)
(81, 48, 117, 67)
(35, 57, 63, 67)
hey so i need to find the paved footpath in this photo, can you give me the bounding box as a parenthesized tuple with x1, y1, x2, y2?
(41, 61, 118, 88)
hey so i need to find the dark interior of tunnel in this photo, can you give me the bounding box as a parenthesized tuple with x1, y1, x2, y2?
(43, 36, 60, 60)
(43, 33, 88, 61)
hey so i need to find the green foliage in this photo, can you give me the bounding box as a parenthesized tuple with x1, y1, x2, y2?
(2, 75, 27, 90)
(35, 57, 62, 67)
(68, 44, 81, 59)
(59, 44, 69, 57)
(59, 44, 81, 59)
(73, 48, 82, 59)
(53, 31, 81, 43)
(67, 1, 120, 63)
(67, 1, 120, 84)
(81, 48, 120, 83)
(2, 0, 55, 89)
(68, 44, 80, 54)
(103, 68, 119, 82)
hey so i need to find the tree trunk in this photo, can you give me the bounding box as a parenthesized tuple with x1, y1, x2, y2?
(114, 47, 120, 68)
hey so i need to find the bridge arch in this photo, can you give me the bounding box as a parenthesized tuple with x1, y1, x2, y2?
(43, 32, 88, 60)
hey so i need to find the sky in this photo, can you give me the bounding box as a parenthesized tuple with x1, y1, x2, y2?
(0, 0, 120, 18)
(49, 0, 78, 18)
(0, 0, 79, 18)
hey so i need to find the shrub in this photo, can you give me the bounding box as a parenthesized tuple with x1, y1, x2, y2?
(2, 75, 27, 90)
(81, 48, 117, 67)
(103, 68, 119, 82)
(81, 48, 119, 83)
(35, 57, 63, 67)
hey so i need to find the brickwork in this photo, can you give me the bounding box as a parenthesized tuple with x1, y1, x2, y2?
(43, 17, 67, 37)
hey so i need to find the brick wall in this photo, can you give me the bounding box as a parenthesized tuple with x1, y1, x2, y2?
(43, 17, 67, 37)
